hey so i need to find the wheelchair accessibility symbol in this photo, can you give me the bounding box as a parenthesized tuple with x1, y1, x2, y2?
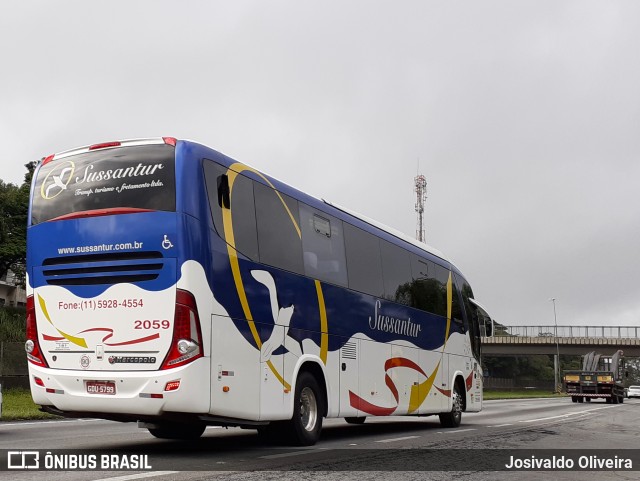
(161, 235, 174, 250)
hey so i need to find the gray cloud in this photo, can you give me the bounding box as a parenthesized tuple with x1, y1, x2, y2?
(2, 0, 639, 326)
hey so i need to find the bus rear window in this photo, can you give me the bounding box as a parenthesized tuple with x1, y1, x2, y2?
(31, 144, 176, 224)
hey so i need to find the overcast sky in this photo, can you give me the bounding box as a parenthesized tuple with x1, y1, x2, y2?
(3, 1, 640, 327)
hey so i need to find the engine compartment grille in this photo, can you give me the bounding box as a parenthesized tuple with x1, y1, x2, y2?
(42, 251, 164, 286)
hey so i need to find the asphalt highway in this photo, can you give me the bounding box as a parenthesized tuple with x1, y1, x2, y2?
(1, 397, 639, 481)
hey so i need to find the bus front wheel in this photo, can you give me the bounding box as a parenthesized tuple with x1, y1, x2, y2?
(439, 383, 463, 428)
(286, 372, 323, 446)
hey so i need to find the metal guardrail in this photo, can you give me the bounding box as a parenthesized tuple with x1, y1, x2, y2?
(494, 325, 639, 339)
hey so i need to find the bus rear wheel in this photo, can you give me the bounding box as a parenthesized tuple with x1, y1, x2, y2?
(286, 372, 323, 446)
(147, 422, 206, 440)
(439, 383, 463, 428)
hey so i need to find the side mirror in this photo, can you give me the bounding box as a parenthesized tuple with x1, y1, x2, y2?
(485, 318, 493, 337)
(217, 174, 230, 209)
(469, 298, 493, 337)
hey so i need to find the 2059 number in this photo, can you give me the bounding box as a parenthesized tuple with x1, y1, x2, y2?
(134, 319, 170, 330)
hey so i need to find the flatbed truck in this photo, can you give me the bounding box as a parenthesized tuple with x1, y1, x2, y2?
(563, 350, 626, 404)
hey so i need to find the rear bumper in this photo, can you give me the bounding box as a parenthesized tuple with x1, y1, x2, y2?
(568, 393, 612, 398)
(28, 358, 210, 419)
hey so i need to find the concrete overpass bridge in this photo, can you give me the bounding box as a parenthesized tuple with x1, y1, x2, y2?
(482, 325, 640, 357)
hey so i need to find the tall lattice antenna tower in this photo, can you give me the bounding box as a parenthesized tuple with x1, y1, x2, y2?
(414, 173, 427, 243)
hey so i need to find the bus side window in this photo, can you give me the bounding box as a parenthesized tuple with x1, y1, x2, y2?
(451, 275, 464, 325)
(254, 181, 304, 275)
(299, 204, 348, 287)
(380, 239, 412, 306)
(343, 223, 384, 298)
(203, 160, 259, 261)
(456, 274, 481, 360)
(410, 256, 429, 281)
(409, 259, 447, 318)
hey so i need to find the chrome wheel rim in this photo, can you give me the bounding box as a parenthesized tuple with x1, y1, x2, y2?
(452, 390, 462, 422)
(300, 386, 318, 432)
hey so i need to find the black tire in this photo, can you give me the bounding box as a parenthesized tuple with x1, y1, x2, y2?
(147, 422, 206, 440)
(256, 424, 273, 439)
(585, 397, 591, 402)
(285, 372, 324, 446)
(571, 396, 577, 403)
(439, 383, 463, 428)
(619, 395, 624, 404)
(345, 417, 366, 425)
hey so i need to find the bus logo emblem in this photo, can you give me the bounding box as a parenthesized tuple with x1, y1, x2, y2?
(40, 160, 75, 200)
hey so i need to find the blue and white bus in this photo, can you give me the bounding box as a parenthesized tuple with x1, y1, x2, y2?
(26, 137, 492, 445)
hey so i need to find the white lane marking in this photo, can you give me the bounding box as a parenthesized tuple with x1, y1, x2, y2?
(519, 405, 617, 423)
(578, 405, 618, 413)
(259, 448, 328, 459)
(519, 414, 573, 423)
(437, 429, 476, 434)
(488, 424, 513, 428)
(375, 435, 420, 443)
(93, 472, 178, 481)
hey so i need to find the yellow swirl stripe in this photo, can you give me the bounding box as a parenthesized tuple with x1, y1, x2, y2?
(37, 294, 88, 348)
(222, 163, 303, 391)
(408, 360, 441, 414)
(444, 271, 452, 349)
(409, 271, 454, 413)
(314, 280, 328, 365)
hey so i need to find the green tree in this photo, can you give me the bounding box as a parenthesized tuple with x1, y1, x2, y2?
(483, 354, 581, 381)
(0, 162, 36, 285)
(626, 358, 640, 385)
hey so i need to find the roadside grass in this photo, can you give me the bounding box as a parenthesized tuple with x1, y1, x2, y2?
(1, 388, 59, 421)
(0, 307, 26, 342)
(0, 387, 567, 422)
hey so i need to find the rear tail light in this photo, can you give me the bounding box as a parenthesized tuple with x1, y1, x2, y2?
(160, 290, 203, 370)
(164, 380, 181, 392)
(163, 137, 177, 146)
(26, 296, 49, 367)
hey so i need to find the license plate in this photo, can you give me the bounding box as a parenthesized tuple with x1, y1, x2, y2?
(86, 381, 116, 395)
